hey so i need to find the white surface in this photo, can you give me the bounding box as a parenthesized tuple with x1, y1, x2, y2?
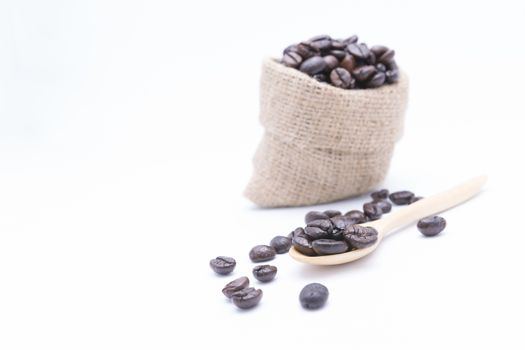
(1, 0, 524, 349)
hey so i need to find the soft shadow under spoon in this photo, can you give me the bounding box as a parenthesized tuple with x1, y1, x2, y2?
(289, 175, 487, 266)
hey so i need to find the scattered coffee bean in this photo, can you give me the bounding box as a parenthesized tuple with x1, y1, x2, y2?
(252, 265, 278, 282)
(417, 216, 446, 237)
(305, 211, 330, 224)
(389, 191, 415, 205)
(409, 196, 423, 204)
(232, 287, 263, 309)
(209, 256, 236, 275)
(371, 189, 389, 201)
(363, 202, 382, 221)
(299, 56, 327, 76)
(323, 209, 342, 218)
(292, 236, 316, 256)
(300, 283, 329, 310)
(329, 67, 353, 88)
(344, 225, 379, 249)
(249, 245, 276, 262)
(344, 210, 367, 224)
(312, 239, 349, 255)
(374, 200, 392, 213)
(222, 276, 250, 298)
(270, 235, 292, 254)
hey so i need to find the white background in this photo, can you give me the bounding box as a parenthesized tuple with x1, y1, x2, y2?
(1, 0, 524, 349)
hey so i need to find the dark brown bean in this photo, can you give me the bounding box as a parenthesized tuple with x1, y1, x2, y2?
(379, 49, 395, 64)
(292, 236, 316, 256)
(352, 65, 377, 81)
(281, 51, 303, 68)
(299, 56, 327, 76)
(371, 189, 389, 201)
(270, 235, 292, 254)
(312, 239, 349, 255)
(344, 225, 379, 249)
(299, 283, 329, 310)
(417, 216, 446, 237)
(249, 245, 276, 262)
(306, 219, 333, 232)
(323, 210, 342, 218)
(329, 50, 347, 60)
(222, 276, 250, 298)
(304, 226, 330, 240)
(210, 256, 236, 275)
(329, 68, 352, 88)
(305, 211, 330, 224)
(366, 72, 386, 88)
(232, 287, 263, 309)
(386, 69, 399, 83)
(340, 54, 357, 72)
(323, 55, 339, 71)
(330, 215, 356, 232)
(343, 35, 358, 45)
(363, 202, 382, 220)
(370, 45, 388, 57)
(347, 43, 370, 59)
(295, 42, 320, 59)
(374, 200, 392, 213)
(376, 63, 387, 72)
(307, 35, 332, 51)
(389, 191, 415, 205)
(252, 265, 277, 282)
(344, 210, 367, 224)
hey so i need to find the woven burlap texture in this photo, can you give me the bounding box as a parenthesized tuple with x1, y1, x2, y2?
(244, 58, 409, 207)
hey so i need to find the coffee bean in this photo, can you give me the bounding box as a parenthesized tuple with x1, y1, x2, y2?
(330, 68, 352, 89)
(417, 216, 446, 237)
(312, 239, 349, 255)
(371, 189, 389, 201)
(232, 287, 263, 309)
(363, 202, 382, 220)
(367, 51, 376, 65)
(305, 211, 330, 224)
(291, 227, 306, 238)
(252, 265, 277, 282)
(352, 65, 377, 81)
(323, 210, 342, 218)
(343, 35, 358, 45)
(323, 55, 339, 71)
(307, 35, 333, 51)
(307, 219, 333, 232)
(370, 45, 388, 57)
(347, 43, 370, 59)
(344, 225, 379, 249)
(389, 191, 415, 205)
(222, 276, 250, 298)
(295, 42, 320, 59)
(283, 44, 297, 55)
(313, 73, 327, 82)
(210, 256, 236, 275)
(331, 39, 347, 50)
(366, 72, 386, 88)
(292, 236, 316, 256)
(374, 200, 392, 214)
(304, 226, 330, 240)
(409, 196, 423, 204)
(270, 235, 292, 254)
(340, 54, 357, 72)
(281, 51, 303, 68)
(299, 283, 329, 310)
(376, 63, 387, 72)
(344, 210, 367, 224)
(386, 69, 399, 83)
(299, 56, 327, 76)
(379, 49, 395, 64)
(249, 245, 276, 262)
(329, 50, 346, 60)
(330, 215, 355, 232)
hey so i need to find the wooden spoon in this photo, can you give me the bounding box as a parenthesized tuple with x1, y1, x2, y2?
(289, 175, 487, 265)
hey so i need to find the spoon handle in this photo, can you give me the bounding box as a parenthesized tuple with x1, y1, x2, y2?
(376, 175, 487, 236)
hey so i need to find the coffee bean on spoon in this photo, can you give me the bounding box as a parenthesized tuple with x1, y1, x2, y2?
(312, 239, 349, 255)
(363, 202, 382, 220)
(329, 68, 352, 88)
(269, 235, 292, 254)
(304, 226, 330, 240)
(389, 191, 415, 205)
(417, 216, 446, 237)
(330, 215, 356, 232)
(222, 276, 250, 298)
(291, 227, 306, 239)
(252, 265, 277, 282)
(231, 287, 263, 309)
(210, 256, 236, 275)
(373, 200, 392, 213)
(305, 211, 330, 224)
(352, 65, 377, 81)
(292, 236, 316, 256)
(344, 210, 367, 223)
(344, 225, 379, 249)
(367, 51, 376, 65)
(249, 245, 276, 262)
(323, 210, 342, 218)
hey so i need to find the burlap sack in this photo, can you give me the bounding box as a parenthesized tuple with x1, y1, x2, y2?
(244, 58, 409, 207)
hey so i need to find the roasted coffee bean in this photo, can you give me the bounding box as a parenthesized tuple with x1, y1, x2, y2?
(292, 236, 316, 256)
(210, 256, 236, 275)
(343, 35, 358, 45)
(347, 43, 370, 59)
(270, 235, 292, 254)
(409, 196, 423, 204)
(323, 55, 339, 71)
(386, 69, 399, 83)
(376, 63, 387, 72)
(366, 72, 386, 88)
(379, 49, 395, 64)
(389, 191, 415, 205)
(305, 211, 330, 224)
(370, 45, 388, 57)
(222, 276, 250, 298)
(417, 216, 446, 237)
(281, 51, 303, 68)
(374, 200, 392, 213)
(252, 265, 277, 282)
(291, 227, 306, 238)
(307, 35, 332, 51)
(300, 283, 329, 310)
(371, 189, 389, 201)
(295, 42, 320, 59)
(329, 50, 347, 60)
(330, 215, 355, 231)
(340, 54, 357, 72)
(363, 202, 382, 220)
(299, 56, 327, 76)
(353, 65, 377, 81)
(306, 219, 333, 232)
(330, 68, 352, 89)
(344, 210, 367, 224)
(367, 51, 376, 65)
(323, 210, 342, 218)
(331, 39, 347, 50)
(232, 287, 263, 309)
(304, 226, 330, 240)
(344, 225, 379, 249)
(312, 239, 349, 255)
(249, 245, 276, 262)
(313, 73, 327, 82)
